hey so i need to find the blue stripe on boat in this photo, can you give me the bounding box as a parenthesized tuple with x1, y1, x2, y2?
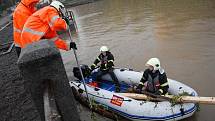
(107, 104, 196, 120)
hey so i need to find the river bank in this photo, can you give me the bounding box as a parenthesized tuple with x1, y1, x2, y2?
(0, 0, 101, 29)
(63, 0, 101, 7)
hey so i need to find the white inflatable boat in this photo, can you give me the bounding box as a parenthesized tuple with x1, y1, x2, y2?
(70, 66, 198, 121)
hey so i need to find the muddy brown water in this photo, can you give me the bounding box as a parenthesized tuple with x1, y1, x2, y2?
(61, 0, 215, 120)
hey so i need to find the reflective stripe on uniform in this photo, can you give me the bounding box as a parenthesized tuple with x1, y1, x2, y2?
(102, 68, 108, 70)
(160, 82, 168, 87)
(96, 57, 101, 61)
(14, 43, 20, 47)
(49, 15, 60, 27)
(47, 37, 58, 42)
(108, 60, 114, 63)
(159, 89, 164, 94)
(139, 81, 144, 85)
(14, 27, 22, 33)
(164, 92, 168, 96)
(92, 64, 96, 67)
(23, 27, 45, 36)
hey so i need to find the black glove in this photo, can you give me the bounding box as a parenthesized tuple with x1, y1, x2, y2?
(78, 88, 84, 93)
(107, 62, 114, 68)
(90, 65, 96, 71)
(136, 88, 142, 94)
(154, 90, 162, 95)
(101, 64, 106, 69)
(63, 16, 70, 25)
(136, 84, 143, 90)
(70, 42, 77, 50)
(135, 85, 143, 93)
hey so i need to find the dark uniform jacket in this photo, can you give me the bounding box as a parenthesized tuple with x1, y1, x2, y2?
(92, 51, 114, 71)
(138, 69, 169, 95)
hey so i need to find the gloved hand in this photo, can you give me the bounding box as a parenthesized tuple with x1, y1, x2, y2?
(135, 88, 142, 94)
(101, 64, 106, 69)
(78, 88, 84, 93)
(154, 90, 162, 95)
(135, 85, 143, 93)
(107, 62, 114, 68)
(63, 16, 70, 25)
(90, 65, 96, 71)
(70, 42, 77, 50)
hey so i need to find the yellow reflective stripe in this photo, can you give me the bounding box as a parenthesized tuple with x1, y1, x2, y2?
(159, 89, 163, 94)
(161, 92, 168, 96)
(164, 92, 168, 96)
(97, 57, 100, 61)
(23, 27, 45, 36)
(108, 60, 114, 62)
(14, 43, 20, 47)
(139, 82, 144, 85)
(47, 37, 58, 42)
(49, 15, 60, 27)
(160, 82, 168, 87)
(14, 27, 22, 33)
(92, 64, 96, 67)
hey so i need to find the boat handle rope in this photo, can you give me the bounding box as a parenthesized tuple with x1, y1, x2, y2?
(70, 81, 132, 102)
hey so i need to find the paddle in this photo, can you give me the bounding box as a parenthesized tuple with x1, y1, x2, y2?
(118, 91, 215, 105)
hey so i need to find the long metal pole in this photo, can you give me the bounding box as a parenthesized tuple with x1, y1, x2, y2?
(67, 18, 93, 109)
(0, 21, 12, 32)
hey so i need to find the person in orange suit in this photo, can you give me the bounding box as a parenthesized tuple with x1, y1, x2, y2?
(13, 0, 40, 56)
(21, 0, 77, 51)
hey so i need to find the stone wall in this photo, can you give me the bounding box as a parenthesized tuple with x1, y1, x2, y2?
(0, 24, 41, 121)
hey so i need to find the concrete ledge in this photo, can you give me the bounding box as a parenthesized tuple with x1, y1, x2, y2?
(18, 40, 80, 121)
(0, 47, 42, 121)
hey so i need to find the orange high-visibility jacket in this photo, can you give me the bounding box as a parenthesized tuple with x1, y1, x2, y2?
(13, 0, 39, 47)
(21, 6, 69, 50)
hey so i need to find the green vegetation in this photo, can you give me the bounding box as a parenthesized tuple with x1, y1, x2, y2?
(170, 92, 192, 106)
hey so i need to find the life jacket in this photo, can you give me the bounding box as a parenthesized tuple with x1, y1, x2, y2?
(13, 0, 39, 47)
(21, 6, 69, 50)
(101, 55, 108, 64)
(146, 72, 160, 93)
(99, 52, 114, 71)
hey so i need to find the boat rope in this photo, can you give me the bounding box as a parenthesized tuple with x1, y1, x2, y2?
(88, 92, 132, 102)
(70, 81, 132, 102)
